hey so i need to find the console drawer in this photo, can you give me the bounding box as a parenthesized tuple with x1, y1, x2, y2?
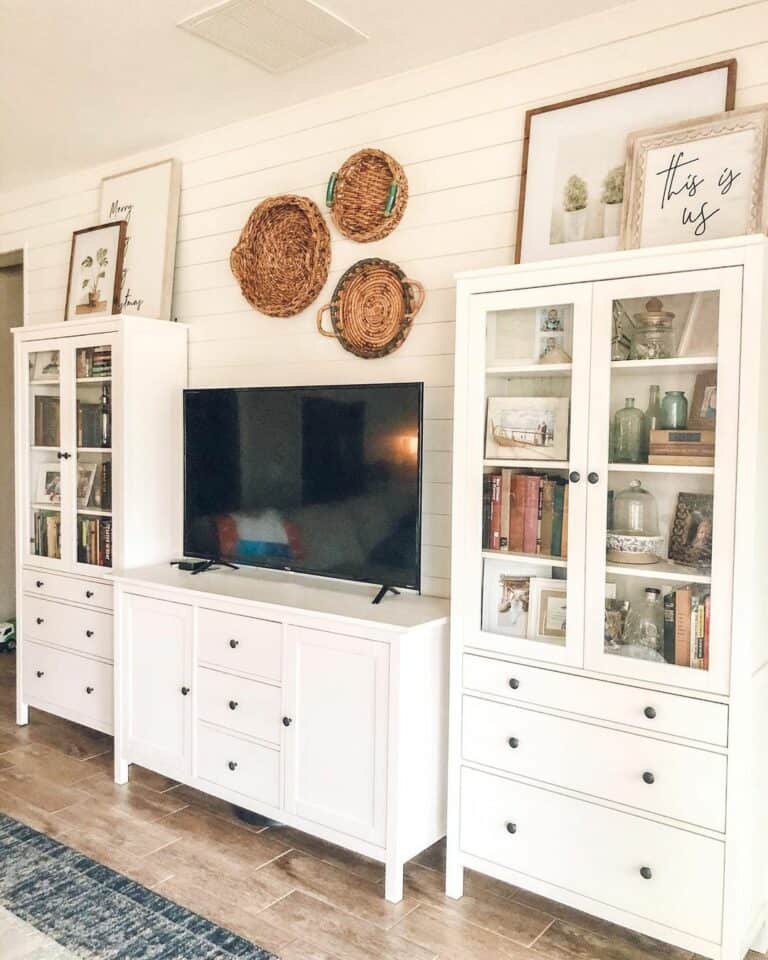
(196, 723, 280, 807)
(23, 596, 113, 660)
(23, 569, 113, 610)
(463, 695, 726, 831)
(461, 766, 723, 943)
(463, 654, 727, 746)
(198, 608, 282, 682)
(197, 668, 281, 745)
(23, 640, 113, 732)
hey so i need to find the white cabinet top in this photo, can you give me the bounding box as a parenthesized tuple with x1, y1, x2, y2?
(110, 564, 449, 634)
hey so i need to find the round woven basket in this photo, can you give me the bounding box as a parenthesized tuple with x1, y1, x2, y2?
(326, 149, 408, 243)
(317, 258, 425, 359)
(230, 195, 331, 317)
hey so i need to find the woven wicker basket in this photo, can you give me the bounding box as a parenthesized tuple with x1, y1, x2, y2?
(230, 195, 331, 317)
(326, 149, 408, 243)
(317, 258, 425, 359)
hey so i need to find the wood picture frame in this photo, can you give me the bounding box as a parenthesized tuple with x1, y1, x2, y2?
(515, 59, 736, 263)
(64, 221, 127, 323)
(527, 577, 567, 645)
(688, 370, 718, 431)
(621, 105, 768, 249)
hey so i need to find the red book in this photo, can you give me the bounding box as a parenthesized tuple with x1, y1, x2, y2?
(508, 474, 525, 553)
(703, 594, 711, 671)
(522, 475, 541, 555)
(490, 473, 502, 550)
(499, 470, 512, 550)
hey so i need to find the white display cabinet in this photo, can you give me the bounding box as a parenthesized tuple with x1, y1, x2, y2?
(446, 236, 768, 960)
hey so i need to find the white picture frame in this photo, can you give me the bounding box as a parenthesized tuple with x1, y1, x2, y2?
(99, 158, 181, 321)
(77, 463, 98, 508)
(35, 464, 61, 505)
(621, 106, 768, 250)
(534, 304, 573, 363)
(31, 351, 60, 382)
(481, 558, 539, 637)
(486, 396, 570, 461)
(528, 577, 568, 645)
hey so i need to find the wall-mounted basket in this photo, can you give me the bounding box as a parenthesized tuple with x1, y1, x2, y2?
(326, 149, 408, 243)
(230, 195, 331, 317)
(317, 258, 425, 359)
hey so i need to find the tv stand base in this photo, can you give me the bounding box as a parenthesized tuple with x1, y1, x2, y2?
(372, 585, 400, 605)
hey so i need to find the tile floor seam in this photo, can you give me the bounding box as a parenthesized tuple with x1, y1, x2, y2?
(527, 917, 556, 949)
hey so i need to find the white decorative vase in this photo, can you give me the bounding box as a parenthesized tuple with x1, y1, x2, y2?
(562, 207, 587, 242)
(602, 201, 623, 238)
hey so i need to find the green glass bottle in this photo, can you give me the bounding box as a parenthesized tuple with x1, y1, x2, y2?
(643, 385, 662, 459)
(612, 397, 646, 464)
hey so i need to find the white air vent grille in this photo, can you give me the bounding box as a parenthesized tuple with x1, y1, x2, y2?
(178, 0, 367, 73)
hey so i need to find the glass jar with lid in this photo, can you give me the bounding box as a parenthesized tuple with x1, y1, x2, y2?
(606, 479, 664, 564)
(630, 297, 675, 360)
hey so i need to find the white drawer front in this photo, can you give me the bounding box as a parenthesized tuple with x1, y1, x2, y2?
(23, 596, 113, 661)
(463, 654, 728, 746)
(463, 696, 726, 831)
(461, 767, 724, 944)
(23, 640, 113, 731)
(23, 569, 113, 610)
(196, 723, 280, 807)
(197, 668, 281, 745)
(198, 608, 282, 682)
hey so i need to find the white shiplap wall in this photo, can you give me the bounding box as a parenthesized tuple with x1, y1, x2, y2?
(2, 0, 767, 597)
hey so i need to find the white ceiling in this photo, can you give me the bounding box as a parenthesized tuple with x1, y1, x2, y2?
(0, 0, 628, 192)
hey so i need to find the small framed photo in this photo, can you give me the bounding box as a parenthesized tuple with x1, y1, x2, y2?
(35, 464, 61, 504)
(688, 371, 717, 431)
(65, 222, 127, 322)
(528, 577, 567, 645)
(669, 493, 714, 567)
(534, 305, 572, 364)
(486, 396, 570, 461)
(482, 560, 531, 638)
(77, 463, 98, 508)
(30, 351, 60, 382)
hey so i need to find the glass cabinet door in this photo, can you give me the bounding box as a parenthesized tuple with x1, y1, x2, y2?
(459, 283, 592, 666)
(584, 268, 741, 694)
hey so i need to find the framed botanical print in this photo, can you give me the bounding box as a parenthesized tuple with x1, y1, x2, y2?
(515, 60, 736, 263)
(64, 222, 127, 322)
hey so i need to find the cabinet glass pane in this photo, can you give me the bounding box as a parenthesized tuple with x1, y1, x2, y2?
(28, 349, 62, 560)
(480, 302, 575, 654)
(76, 344, 112, 568)
(603, 290, 718, 671)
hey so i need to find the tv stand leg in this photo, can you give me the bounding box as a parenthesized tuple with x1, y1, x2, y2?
(372, 585, 400, 605)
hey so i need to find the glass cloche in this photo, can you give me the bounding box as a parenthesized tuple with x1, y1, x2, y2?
(606, 479, 664, 564)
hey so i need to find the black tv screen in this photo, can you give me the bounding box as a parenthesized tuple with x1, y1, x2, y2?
(184, 383, 423, 590)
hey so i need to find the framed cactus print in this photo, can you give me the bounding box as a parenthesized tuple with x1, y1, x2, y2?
(515, 60, 736, 264)
(64, 221, 127, 322)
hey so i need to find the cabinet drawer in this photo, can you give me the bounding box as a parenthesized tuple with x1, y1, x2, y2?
(463, 654, 727, 746)
(23, 640, 113, 732)
(23, 569, 113, 610)
(23, 596, 112, 660)
(463, 696, 726, 831)
(197, 668, 281, 745)
(461, 766, 724, 943)
(196, 723, 280, 807)
(198, 608, 282, 682)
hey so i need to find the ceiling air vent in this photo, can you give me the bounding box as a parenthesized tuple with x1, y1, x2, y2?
(177, 0, 367, 73)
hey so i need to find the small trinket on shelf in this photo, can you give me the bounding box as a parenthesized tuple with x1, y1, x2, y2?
(630, 297, 675, 360)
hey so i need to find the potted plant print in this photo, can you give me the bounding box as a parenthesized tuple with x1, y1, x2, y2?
(601, 165, 625, 237)
(81, 247, 109, 307)
(562, 175, 588, 242)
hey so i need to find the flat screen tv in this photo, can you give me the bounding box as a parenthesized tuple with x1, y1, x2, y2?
(184, 383, 423, 591)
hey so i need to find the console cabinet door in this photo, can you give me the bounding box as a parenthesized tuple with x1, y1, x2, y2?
(123, 594, 193, 780)
(284, 626, 388, 845)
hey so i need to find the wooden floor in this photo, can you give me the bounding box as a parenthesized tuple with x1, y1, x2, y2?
(0, 656, 750, 960)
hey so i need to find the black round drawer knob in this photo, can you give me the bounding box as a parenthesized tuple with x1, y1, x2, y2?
(642, 771, 655, 785)
(508, 737, 519, 749)
(36, 670, 44, 678)
(282, 716, 293, 727)
(86, 686, 94, 695)
(505, 822, 517, 834)
(644, 706, 657, 720)
(36, 580, 44, 588)
(588, 472, 600, 484)
(640, 866, 653, 880)
(229, 638, 239, 649)
(36, 617, 44, 625)
(228, 700, 239, 711)
(228, 761, 238, 771)
(86, 630, 94, 638)
(569, 471, 580, 484)
(86, 590, 94, 599)
(508, 678, 520, 690)
(181, 686, 190, 696)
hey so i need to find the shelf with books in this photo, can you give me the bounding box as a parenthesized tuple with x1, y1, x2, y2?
(482, 549, 568, 569)
(609, 463, 714, 476)
(611, 356, 717, 373)
(486, 362, 572, 377)
(77, 508, 112, 518)
(606, 559, 711, 585)
(77, 514, 113, 568)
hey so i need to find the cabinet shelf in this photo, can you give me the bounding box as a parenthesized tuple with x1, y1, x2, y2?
(484, 459, 569, 469)
(29, 380, 60, 387)
(77, 508, 112, 517)
(78, 447, 112, 454)
(486, 362, 572, 376)
(482, 549, 567, 568)
(76, 376, 112, 385)
(606, 558, 711, 584)
(31, 502, 61, 511)
(611, 356, 717, 373)
(609, 463, 715, 476)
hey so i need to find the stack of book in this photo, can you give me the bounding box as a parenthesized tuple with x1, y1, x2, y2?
(90, 461, 112, 510)
(76, 347, 112, 379)
(648, 429, 714, 467)
(77, 516, 112, 567)
(663, 585, 710, 669)
(34, 396, 60, 447)
(32, 509, 60, 559)
(482, 471, 569, 558)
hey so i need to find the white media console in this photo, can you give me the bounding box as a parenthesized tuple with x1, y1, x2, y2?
(112, 563, 449, 901)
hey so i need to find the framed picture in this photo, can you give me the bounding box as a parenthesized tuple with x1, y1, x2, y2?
(64, 222, 127, 322)
(481, 560, 532, 637)
(528, 577, 567, 645)
(534, 305, 572, 363)
(486, 396, 570, 461)
(77, 463, 98, 508)
(689, 371, 718, 431)
(675, 291, 719, 357)
(622, 105, 768, 249)
(35, 464, 61, 504)
(30, 351, 60, 382)
(669, 493, 714, 567)
(99, 159, 181, 321)
(515, 60, 735, 263)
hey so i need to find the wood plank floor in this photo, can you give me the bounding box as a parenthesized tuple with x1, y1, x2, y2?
(0, 656, 753, 960)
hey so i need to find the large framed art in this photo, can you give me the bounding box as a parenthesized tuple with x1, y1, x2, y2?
(515, 60, 736, 263)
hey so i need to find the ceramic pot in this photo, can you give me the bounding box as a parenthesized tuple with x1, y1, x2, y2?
(605, 532, 664, 564)
(562, 207, 587, 242)
(602, 201, 623, 237)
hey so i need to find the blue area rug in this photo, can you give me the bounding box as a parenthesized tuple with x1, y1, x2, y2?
(0, 813, 278, 959)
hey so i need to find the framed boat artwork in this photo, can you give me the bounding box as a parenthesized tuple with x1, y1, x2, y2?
(485, 396, 570, 461)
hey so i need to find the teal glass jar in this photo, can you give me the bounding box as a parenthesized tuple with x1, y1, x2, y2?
(661, 390, 688, 429)
(612, 398, 646, 463)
